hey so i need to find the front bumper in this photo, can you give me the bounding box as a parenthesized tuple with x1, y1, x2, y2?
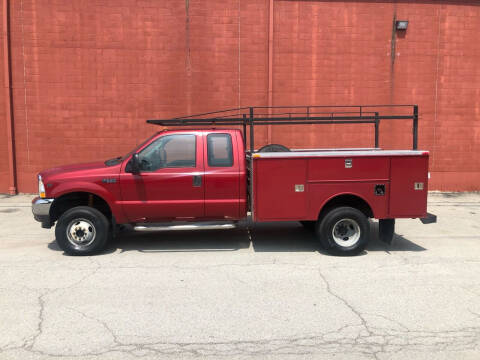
(32, 197, 54, 228)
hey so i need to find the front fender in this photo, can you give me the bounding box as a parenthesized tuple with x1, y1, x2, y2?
(49, 182, 126, 223)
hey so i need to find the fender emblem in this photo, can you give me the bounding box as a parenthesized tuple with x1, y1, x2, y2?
(102, 178, 117, 184)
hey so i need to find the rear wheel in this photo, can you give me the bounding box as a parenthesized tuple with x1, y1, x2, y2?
(316, 206, 369, 256)
(55, 206, 110, 256)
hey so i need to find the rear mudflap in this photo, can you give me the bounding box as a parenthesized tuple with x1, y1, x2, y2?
(379, 219, 395, 244)
(420, 212, 437, 224)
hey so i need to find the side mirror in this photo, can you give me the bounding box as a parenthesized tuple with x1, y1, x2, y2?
(126, 153, 141, 174)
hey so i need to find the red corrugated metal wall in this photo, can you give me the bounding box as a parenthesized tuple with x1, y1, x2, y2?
(0, 0, 479, 193)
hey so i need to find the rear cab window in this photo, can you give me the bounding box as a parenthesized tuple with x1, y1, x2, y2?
(207, 133, 233, 167)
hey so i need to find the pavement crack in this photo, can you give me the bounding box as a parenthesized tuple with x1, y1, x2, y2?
(15, 257, 102, 353)
(66, 307, 123, 348)
(318, 268, 371, 335)
(23, 290, 48, 351)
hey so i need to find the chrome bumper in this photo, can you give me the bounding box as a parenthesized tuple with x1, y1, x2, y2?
(32, 197, 54, 228)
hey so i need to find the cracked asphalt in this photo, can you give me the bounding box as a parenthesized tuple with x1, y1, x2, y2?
(0, 193, 479, 360)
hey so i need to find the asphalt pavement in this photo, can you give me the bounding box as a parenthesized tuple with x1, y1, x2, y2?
(0, 192, 479, 360)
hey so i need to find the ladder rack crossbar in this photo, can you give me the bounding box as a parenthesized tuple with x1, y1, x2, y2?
(146, 104, 419, 151)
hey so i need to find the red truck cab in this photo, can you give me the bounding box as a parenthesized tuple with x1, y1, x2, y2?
(32, 105, 436, 256)
(118, 129, 247, 223)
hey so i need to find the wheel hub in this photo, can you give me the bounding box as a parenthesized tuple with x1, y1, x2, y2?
(75, 228, 85, 239)
(66, 219, 96, 249)
(332, 218, 361, 247)
(336, 224, 349, 238)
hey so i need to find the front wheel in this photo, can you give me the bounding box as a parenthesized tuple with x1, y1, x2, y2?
(316, 206, 370, 256)
(55, 206, 110, 256)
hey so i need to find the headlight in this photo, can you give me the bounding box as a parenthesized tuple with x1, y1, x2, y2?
(38, 175, 46, 198)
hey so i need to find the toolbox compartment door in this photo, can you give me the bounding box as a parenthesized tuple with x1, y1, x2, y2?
(389, 156, 428, 217)
(254, 158, 307, 221)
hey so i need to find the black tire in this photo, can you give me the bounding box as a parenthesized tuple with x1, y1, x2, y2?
(300, 221, 316, 231)
(316, 206, 370, 256)
(258, 144, 290, 152)
(55, 206, 110, 256)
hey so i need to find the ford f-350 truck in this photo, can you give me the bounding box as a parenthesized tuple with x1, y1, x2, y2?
(32, 105, 436, 256)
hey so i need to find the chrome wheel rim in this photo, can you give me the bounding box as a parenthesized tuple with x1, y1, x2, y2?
(332, 218, 361, 247)
(66, 218, 96, 250)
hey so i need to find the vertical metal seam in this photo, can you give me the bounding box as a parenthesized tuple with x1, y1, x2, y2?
(238, 0, 241, 109)
(389, 5, 397, 103)
(390, 11, 397, 68)
(267, 0, 274, 144)
(432, 6, 441, 168)
(3, 0, 16, 194)
(185, 0, 191, 115)
(20, 0, 30, 165)
(413, 105, 418, 150)
(249, 107, 254, 220)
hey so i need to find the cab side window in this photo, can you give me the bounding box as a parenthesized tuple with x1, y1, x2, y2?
(138, 134, 196, 171)
(207, 133, 233, 167)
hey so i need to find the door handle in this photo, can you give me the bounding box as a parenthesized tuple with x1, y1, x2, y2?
(193, 175, 202, 187)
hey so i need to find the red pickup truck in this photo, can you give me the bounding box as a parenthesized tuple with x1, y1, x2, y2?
(32, 105, 436, 256)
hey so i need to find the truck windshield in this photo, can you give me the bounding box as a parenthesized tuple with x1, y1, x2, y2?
(104, 133, 159, 166)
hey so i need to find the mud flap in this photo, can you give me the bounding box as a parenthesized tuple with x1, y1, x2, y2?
(379, 219, 395, 244)
(420, 213, 437, 224)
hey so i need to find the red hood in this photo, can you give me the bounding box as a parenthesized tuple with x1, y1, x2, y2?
(40, 161, 110, 179)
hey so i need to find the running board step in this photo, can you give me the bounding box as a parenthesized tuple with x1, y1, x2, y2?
(133, 222, 237, 232)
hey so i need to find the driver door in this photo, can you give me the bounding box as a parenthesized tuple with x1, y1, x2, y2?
(119, 132, 205, 222)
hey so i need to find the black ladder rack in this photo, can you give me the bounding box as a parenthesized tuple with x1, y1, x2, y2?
(147, 104, 419, 152)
